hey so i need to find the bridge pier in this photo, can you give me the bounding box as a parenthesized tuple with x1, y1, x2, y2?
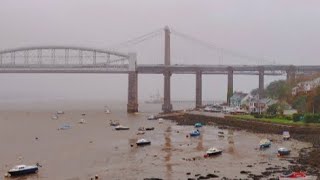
(195, 71, 202, 108)
(162, 71, 173, 113)
(259, 67, 265, 98)
(227, 67, 233, 105)
(127, 53, 138, 113)
(286, 66, 296, 85)
(162, 26, 173, 113)
(127, 71, 138, 113)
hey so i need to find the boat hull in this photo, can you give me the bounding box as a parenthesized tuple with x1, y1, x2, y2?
(136, 142, 151, 146)
(260, 143, 271, 149)
(8, 167, 38, 176)
(207, 151, 222, 156)
(278, 150, 291, 156)
(190, 133, 200, 137)
(115, 127, 129, 130)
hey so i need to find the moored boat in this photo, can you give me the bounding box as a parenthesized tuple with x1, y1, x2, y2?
(115, 125, 130, 130)
(136, 139, 151, 146)
(195, 123, 203, 128)
(190, 129, 200, 137)
(205, 147, 222, 157)
(8, 165, 38, 176)
(259, 139, 271, 149)
(278, 147, 291, 156)
(104, 106, 111, 114)
(283, 131, 290, 140)
(147, 115, 156, 120)
(110, 121, 120, 126)
(279, 171, 307, 179)
(145, 127, 155, 131)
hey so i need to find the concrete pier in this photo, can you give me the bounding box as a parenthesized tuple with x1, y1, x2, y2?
(227, 67, 234, 105)
(195, 71, 202, 108)
(127, 71, 138, 113)
(162, 26, 173, 113)
(286, 66, 296, 85)
(259, 67, 265, 98)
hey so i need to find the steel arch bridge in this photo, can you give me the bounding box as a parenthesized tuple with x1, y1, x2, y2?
(0, 46, 137, 73)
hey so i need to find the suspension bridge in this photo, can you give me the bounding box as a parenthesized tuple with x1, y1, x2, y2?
(1, 27, 320, 113)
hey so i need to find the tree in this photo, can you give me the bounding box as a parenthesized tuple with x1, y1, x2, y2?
(265, 80, 291, 101)
(292, 95, 307, 113)
(267, 104, 279, 115)
(250, 88, 259, 96)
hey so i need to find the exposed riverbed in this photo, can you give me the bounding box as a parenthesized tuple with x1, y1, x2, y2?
(0, 110, 316, 179)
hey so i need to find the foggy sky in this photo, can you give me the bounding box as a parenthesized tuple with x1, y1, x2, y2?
(0, 0, 319, 105)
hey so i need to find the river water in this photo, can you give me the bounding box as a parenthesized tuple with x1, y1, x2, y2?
(0, 101, 312, 179)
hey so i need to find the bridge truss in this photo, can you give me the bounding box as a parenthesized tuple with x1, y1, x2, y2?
(0, 46, 136, 73)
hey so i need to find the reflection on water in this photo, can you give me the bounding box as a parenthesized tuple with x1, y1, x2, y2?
(227, 129, 235, 154)
(196, 129, 204, 151)
(164, 126, 172, 180)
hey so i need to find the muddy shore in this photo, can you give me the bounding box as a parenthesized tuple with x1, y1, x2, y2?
(162, 112, 320, 178)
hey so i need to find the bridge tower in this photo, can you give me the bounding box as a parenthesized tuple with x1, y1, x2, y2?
(195, 70, 202, 108)
(227, 67, 234, 105)
(286, 66, 296, 85)
(127, 53, 138, 113)
(258, 67, 265, 98)
(162, 26, 173, 113)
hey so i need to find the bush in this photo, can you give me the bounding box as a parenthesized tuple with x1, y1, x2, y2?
(293, 113, 304, 122)
(304, 114, 320, 123)
(253, 114, 263, 118)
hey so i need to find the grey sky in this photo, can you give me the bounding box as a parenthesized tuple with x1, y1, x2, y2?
(0, 0, 319, 104)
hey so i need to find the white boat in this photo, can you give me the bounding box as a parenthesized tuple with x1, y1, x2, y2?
(110, 121, 120, 126)
(56, 110, 64, 115)
(104, 106, 111, 114)
(147, 115, 156, 120)
(145, 91, 163, 104)
(259, 139, 271, 149)
(278, 147, 291, 156)
(78, 119, 86, 124)
(283, 131, 290, 140)
(206, 147, 222, 156)
(8, 165, 38, 176)
(136, 131, 145, 135)
(51, 114, 58, 120)
(115, 125, 130, 130)
(158, 118, 164, 124)
(136, 139, 151, 146)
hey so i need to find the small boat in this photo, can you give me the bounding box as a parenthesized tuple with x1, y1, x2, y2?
(78, 119, 86, 124)
(158, 118, 164, 124)
(283, 131, 290, 140)
(8, 165, 38, 176)
(279, 171, 307, 179)
(147, 115, 156, 120)
(205, 147, 222, 156)
(259, 139, 271, 149)
(104, 106, 111, 114)
(115, 125, 130, 130)
(51, 114, 58, 120)
(56, 110, 64, 115)
(110, 121, 120, 126)
(190, 129, 200, 137)
(145, 127, 155, 131)
(278, 147, 291, 156)
(195, 123, 203, 128)
(58, 124, 71, 130)
(136, 139, 151, 146)
(136, 131, 145, 135)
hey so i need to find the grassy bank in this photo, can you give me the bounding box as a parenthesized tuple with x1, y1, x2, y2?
(229, 114, 320, 126)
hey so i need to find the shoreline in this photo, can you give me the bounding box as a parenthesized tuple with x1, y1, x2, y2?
(161, 111, 320, 177)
